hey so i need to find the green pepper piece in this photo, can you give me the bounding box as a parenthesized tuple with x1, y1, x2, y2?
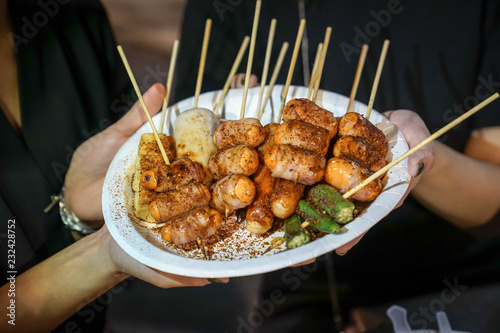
(296, 200, 341, 234)
(306, 184, 355, 224)
(284, 215, 310, 249)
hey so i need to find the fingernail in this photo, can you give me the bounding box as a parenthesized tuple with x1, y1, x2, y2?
(336, 250, 347, 256)
(240, 77, 245, 86)
(416, 162, 425, 177)
(208, 278, 224, 284)
(153, 82, 163, 93)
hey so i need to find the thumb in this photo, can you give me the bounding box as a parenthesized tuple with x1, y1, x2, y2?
(335, 232, 367, 256)
(407, 147, 434, 178)
(383, 109, 435, 178)
(114, 83, 166, 136)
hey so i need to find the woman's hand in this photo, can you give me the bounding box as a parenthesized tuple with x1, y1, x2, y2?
(98, 225, 229, 288)
(64, 83, 166, 228)
(383, 109, 435, 207)
(336, 109, 435, 255)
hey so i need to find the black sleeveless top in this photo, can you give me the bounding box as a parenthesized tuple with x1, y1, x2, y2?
(1, 1, 131, 331)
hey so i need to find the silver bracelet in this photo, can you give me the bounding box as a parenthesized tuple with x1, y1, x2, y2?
(59, 187, 96, 236)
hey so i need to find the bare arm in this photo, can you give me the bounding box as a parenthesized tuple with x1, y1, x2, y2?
(412, 127, 500, 228)
(0, 226, 216, 333)
(0, 229, 125, 332)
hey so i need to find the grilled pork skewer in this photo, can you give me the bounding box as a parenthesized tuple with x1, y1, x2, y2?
(325, 157, 382, 202)
(161, 206, 222, 246)
(333, 135, 387, 173)
(149, 183, 211, 222)
(208, 145, 260, 180)
(282, 98, 338, 139)
(141, 157, 205, 192)
(338, 112, 388, 157)
(246, 165, 276, 234)
(213, 118, 265, 150)
(264, 144, 326, 186)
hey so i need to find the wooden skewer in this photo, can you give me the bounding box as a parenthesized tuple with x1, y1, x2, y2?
(258, 41, 289, 120)
(193, 19, 212, 108)
(257, 18, 277, 116)
(298, 0, 309, 87)
(346, 44, 369, 114)
(278, 19, 306, 123)
(263, 237, 286, 254)
(159, 39, 179, 134)
(117, 46, 170, 165)
(365, 39, 390, 120)
(197, 237, 210, 260)
(307, 43, 324, 100)
(311, 26, 332, 103)
(343, 92, 500, 199)
(214, 36, 250, 116)
(240, 0, 262, 120)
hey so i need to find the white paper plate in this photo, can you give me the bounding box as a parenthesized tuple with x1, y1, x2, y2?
(103, 85, 410, 278)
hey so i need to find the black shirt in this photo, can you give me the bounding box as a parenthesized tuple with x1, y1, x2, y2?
(175, 0, 500, 328)
(1, 0, 131, 331)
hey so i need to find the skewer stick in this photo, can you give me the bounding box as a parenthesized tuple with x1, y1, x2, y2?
(312, 26, 332, 103)
(214, 36, 250, 116)
(257, 18, 277, 115)
(346, 44, 369, 114)
(117, 46, 170, 165)
(278, 19, 306, 123)
(307, 43, 324, 100)
(159, 39, 179, 133)
(193, 19, 212, 108)
(240, 0, 262, 119)
(258, 41, 289, 120)
(365, 40, 390, 119)
(343, 93, 499, 199)
(197, 237, 210, 260)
